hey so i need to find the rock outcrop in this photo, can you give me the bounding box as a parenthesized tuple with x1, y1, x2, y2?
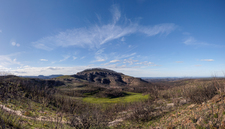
(71, 68, 150, 87)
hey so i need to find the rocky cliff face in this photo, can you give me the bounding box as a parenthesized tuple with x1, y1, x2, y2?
(71, 68, 150, 87)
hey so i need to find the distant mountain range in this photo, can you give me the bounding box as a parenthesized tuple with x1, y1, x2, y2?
(20, 74, 63, 79)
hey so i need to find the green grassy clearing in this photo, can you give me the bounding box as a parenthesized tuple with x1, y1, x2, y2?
(83, 92, 149, 104)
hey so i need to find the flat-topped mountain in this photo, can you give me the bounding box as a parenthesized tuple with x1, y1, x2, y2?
(69, 68, 151, 87)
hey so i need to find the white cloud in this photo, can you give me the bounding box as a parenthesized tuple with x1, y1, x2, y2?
(138, 23, 177, 36)
(110, 4, 121, 24)
(73, 56, 77, 60)
(0, 30, 2, 33)
(100, 52, 137, 65)
(59, 55, 70, 62)
(11, 42, 20, 47)
(183, 37, 223, 47)
(183, 37, 196, 45)
(11, 66, 93, 76)
(101, 59, 120, 66)
(136, 61, 153, 66)
(40, 59, 48, 61)
(195, 65, 202, 67)
(12, 42, 16, 46)
(110, 60, 120, 63)
(116, 53, 136, 59)
(96, 59, 106, 62)
(33, 5, 177, 51)
(201, 59, 214, 62)
(176, 61, 183, 63)
(121, 37, 125, 41)
(94, 48, 107, 62)
(34, 43, 53, 51)
(123, 58, 138, 65)
(0, 55, 22, 67)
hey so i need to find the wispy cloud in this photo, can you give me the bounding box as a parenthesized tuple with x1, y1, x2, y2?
(183, 37, 223, 47)
(73, 56, 77, 60)
(94, 48, 107, 62)
(81, 56, 86, 59)
(12, 66, 93, 76)
(123, 58, 138, 65)
(195, 65, 202, 67)
(201, 59, 214, 62)
(40, 59, 48, 61)
(116, 53, 136, 59)
(121, 37, 125, 41)
(34, 43, 53, 51)
(101, 59, 120, 66)
(33, 5, 177, 51)
(110, 60, 120, 63)
(0, 30, 2, 33)
(59, 55, 70, 62)
(138, 23, 177, 36)
(11, 42, 20, 47)
(176, 61, 183, 63)
(136, 61, 153, 66)
(110, 4, 121, 24)
(96, 59, 105, 62)
(0, 54, 22, 67)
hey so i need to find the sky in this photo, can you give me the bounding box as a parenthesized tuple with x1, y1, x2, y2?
(0, 0, 225, 77)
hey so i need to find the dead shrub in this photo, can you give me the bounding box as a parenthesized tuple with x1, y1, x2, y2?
(184, 83, 217, 104)
(70, 106, 109, 129)
(0, 116, 5, 129)
(129, 99, 156, 122)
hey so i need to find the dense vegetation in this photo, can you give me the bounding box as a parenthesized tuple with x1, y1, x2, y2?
(0, 73, 225, 129)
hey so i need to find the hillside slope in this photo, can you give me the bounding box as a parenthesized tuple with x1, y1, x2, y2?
(59, 68, 151, 87)
(75, 68, 151, 87)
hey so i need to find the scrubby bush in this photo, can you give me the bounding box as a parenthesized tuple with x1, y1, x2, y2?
(128, 99, 158, 123)
(184, 82, 221, 104)
(0, 115, 5, 129)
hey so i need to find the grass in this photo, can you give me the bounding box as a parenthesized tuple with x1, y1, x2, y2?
(83, 92, 149, 104)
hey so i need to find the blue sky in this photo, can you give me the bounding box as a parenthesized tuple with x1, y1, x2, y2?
(0, 0, 224, 77)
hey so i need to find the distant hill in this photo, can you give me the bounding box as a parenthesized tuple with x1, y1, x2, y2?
(142, 77, 186, 82)
(21, 74, 63, 79)
(56, 68, 151, 87)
